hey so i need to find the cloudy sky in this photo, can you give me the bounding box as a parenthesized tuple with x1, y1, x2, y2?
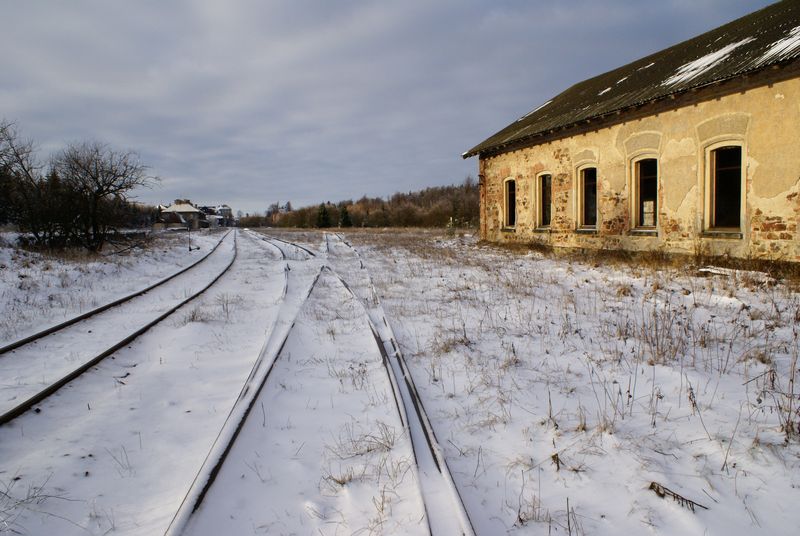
(1, 0, 773, 214)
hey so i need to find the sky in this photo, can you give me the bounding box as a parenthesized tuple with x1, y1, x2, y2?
(0, 0, 775, 215)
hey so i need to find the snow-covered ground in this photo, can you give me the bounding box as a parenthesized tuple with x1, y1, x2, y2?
(181, 267, 427, 536)
(283, 228, 800, 535)
(0, 230, 223, 346)
(0, 231, 293, 534)
(1, 228, 799, 535)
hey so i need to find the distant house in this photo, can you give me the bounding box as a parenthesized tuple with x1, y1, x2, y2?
(154, 211, 186, 229)
(161, 200, 203, 229)
(215, 205, 234, 226)
(464, 2, 800, 261)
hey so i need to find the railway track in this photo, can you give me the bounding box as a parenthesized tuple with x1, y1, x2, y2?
(246, 230, 317, 260)
(165, 233, 475, 536)
(164, 253, 324, 536)
(259, 232, 317, 258)
(1, 230, 476, 534)
(0, 230, 231, 356)
(325, 232, 477, 536)
(167, 264, 429, 536)
(0, 231, 238, 426)
(0, 230, 302, 535)
(243, 230, 286, 260)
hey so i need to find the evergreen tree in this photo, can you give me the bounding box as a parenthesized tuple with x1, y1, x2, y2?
(339, 205, 352, 227)
(0, 168, 12, 225)
(316, 203, 331, 228)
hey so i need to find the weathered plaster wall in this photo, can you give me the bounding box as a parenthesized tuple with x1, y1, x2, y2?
(478, 76, 800, 260)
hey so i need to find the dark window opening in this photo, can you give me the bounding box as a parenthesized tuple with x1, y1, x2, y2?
(581, 168, 597, 227)
(505, 180, 516, 227)
(711, 146, 742, 229)
(539, 174, 552, 227)
(636, 159, 658, 227)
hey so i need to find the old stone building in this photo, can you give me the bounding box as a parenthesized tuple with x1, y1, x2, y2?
(464, 1, 800, 260)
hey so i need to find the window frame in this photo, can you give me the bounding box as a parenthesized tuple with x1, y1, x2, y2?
(630, 155, 659, 231)
(703, 141, 745, 233)
(576, 165, 598, 230)
(503, 177, 517, 229)
(535, 172, 553, 229)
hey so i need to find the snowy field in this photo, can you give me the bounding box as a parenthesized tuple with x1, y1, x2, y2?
(1, 228, 798, 535)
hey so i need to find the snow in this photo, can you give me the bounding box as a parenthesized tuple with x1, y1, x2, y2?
(598, 87, 612, 96)
(323, 234, 476, 535)
(181, 269, 426, 535)
(1, 228, 799, 535)
(162, 203, 201, 214)
(0, 233, 238, 418)
(518, 100, 552, 121)
(664, 38, 754, 87)
(0, 231, 288, 534)
(0, 231, 221, 345)
(334, 229, 800, 535)
(756, 25, 800, 67)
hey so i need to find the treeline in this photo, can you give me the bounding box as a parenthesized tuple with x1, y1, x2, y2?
(0, 121, 157, 251)
(240, 177, 478, 229)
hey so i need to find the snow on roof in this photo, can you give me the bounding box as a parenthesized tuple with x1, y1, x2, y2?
(163, 203, 201, 213)
(757, 24, 800, 67)
(663, 37, 755, 86)
(517, 100, 552, 122)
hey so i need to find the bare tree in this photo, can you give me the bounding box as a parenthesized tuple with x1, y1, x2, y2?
(54, 141, 157, 251)
(0, 121, 74, 244)
(0, 121, 38, 180)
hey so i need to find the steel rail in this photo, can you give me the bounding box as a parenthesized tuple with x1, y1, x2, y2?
(329, 233, 478, 536)
(0, 232, 239, 426)
(0, 230, 232, 357)
(327, 267, 434, 536)
(163, 263, 323, 536)
(242, 229, 286, 260)
(258, 232, 316, 257)
(166, 233, 469, 536)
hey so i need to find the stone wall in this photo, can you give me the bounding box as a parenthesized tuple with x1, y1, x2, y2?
(478, 76, 800, 261)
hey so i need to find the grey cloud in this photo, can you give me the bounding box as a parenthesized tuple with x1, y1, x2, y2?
(0, 0, 772, 213)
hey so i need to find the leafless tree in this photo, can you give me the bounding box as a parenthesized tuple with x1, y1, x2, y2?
(0, 121, 73, 244)
(53, 141, 158, 251)
(0, 121, 38, 179)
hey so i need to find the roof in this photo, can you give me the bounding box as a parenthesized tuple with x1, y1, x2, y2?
(464, 1, 800, 159)
(162, 203, 201, 213)
(158, 212, 185, 225)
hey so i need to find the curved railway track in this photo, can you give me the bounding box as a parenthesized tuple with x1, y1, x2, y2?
(243, 230, 318, 261)
(164, 263, 323, 536)
(0, 231, 239, 426)
(166, 233, 475, 536)
(0, 230, 231, 356)
(163, 231, 323, 535)
(2, 230, 476, 533)
(243, 229, 287, 260)
(0, 229, 302, 536)
(326, 232, 477, 536)
(168, 265, 430, 536)
(258, 232, 317, 258)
